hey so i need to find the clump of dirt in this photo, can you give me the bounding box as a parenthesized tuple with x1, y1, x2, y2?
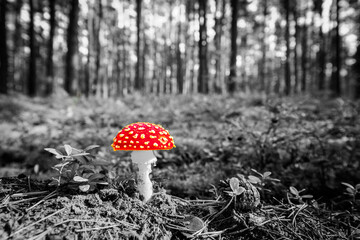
(0, 185, 180, 239)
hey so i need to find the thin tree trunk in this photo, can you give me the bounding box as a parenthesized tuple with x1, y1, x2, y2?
(166, 2, 174, 94)
(121, 29, 128, 95)
(198, 0, 209, 93)
(284, 0, 291, 95)
(259, 0, 267, 92)
(116, 38, 122, 96)
(85, 0, 94, 97)
(241, 34, 249, 92)
(12, 0, 23, 92)
(293, 2, 299, 93)
(0, 0, 8, 94)
(142, 30, 147, 92)
(65, 0, 79, 95)
(151, 31, 158, 94)
(318, 31, 325, 91)
(176, 9, 184, 94)
(315, 0, 325, 91)
(135, 0, 142, 91)
(28, 0, 36, 96)
(45, 0, 56, 95)
(301, 2, 308, 92)
(330, 0, 341, 96)
(163, 34, 168, 94)
(228, 0, 238, 94)
(214, 0, 225, 93)
(354, 44, 360, 99)
(354, 12, 360, 99)
(94, 0, 102, 96)
(184, 0, 193, 93)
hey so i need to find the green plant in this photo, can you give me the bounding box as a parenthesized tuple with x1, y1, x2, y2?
(287, 186, 313, 204)
(247, 169, 280, 188)
(247, 169, 280, 200)
(45, 144, 108, 192)
(341, 182, 360, 203)
(225, 177, 246, 197)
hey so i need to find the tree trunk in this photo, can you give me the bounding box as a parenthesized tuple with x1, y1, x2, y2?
(65, 0, 79, 95)
(301, 2, 308, 92)
(121, 29, 129, 95)
(354, 10, 360, 99)
(94, 0, 102, 96)
(284, 0, 291, 95)
(354, 43, 360, 99)
(142, 30, 147, 92)
(293, 2, 299, 93)
(135, 0, 142, 91)
(0, 0, 8, 94)
(12, 0, 23, 92)
(214, 0, 225, 93)
(166, 2, 174, 94)
(176, 9, 184, 94)
(330, 0, 341, 96)
(151, 30, 158, 94)
(228, 0, 238, 94)
(45, 0, 56, 95)
(85, 0, 94, 97)
(184, 0, 194, 93)
(259, 0, 267, 92)
(28, 0, 36, 96)
(162, 34, 168, 94)
(314, 0, 326, 91)
(198, 0, 209, 93)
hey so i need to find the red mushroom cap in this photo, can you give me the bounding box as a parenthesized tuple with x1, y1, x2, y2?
(111, 122, 175, 151)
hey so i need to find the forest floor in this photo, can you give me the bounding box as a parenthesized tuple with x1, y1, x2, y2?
(0, 92, 359, 239)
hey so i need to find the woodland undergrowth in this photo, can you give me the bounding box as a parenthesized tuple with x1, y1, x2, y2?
(0, 93, 359, 239)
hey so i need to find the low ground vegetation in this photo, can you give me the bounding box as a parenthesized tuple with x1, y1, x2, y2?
(0, 93, 359, 239)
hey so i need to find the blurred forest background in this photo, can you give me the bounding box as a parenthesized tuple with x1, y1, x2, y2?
(0, 0, 359, 98)
(1, 1, 360, 238)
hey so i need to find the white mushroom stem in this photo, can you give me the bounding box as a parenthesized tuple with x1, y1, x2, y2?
(131, 150, 157, 202)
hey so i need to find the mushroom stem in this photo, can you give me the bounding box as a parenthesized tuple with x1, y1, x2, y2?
(131, 150, 157, 202)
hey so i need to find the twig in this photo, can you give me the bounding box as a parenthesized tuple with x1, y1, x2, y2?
(291, 203, 308, 227)
(0, 195, 10, 206)
(54, 218, 118, 227)
(27, 176, 32, 192)
(138, 205, 175, 222)
(107, 230, 114, 240)
(208, 196, 234, 223)
(75, 224, 121, 233)
(11, 191, 49, 198)
(7, 196, 41, 205)
(9, 208, 65, 237)
(114, 218, 140, 229)
(80, 221, 89, 239)
(27, 228, 52, 240)
(26, 190, 57, 212)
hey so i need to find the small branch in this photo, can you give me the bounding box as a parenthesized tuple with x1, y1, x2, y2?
(26, 190, 57, 212)
(10, 208, 65, 237)
(75, 224, 121, 233)
(11, 191, 49, 198)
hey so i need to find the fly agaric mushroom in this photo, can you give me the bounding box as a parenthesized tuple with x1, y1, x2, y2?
(111, 122, 175, 202)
